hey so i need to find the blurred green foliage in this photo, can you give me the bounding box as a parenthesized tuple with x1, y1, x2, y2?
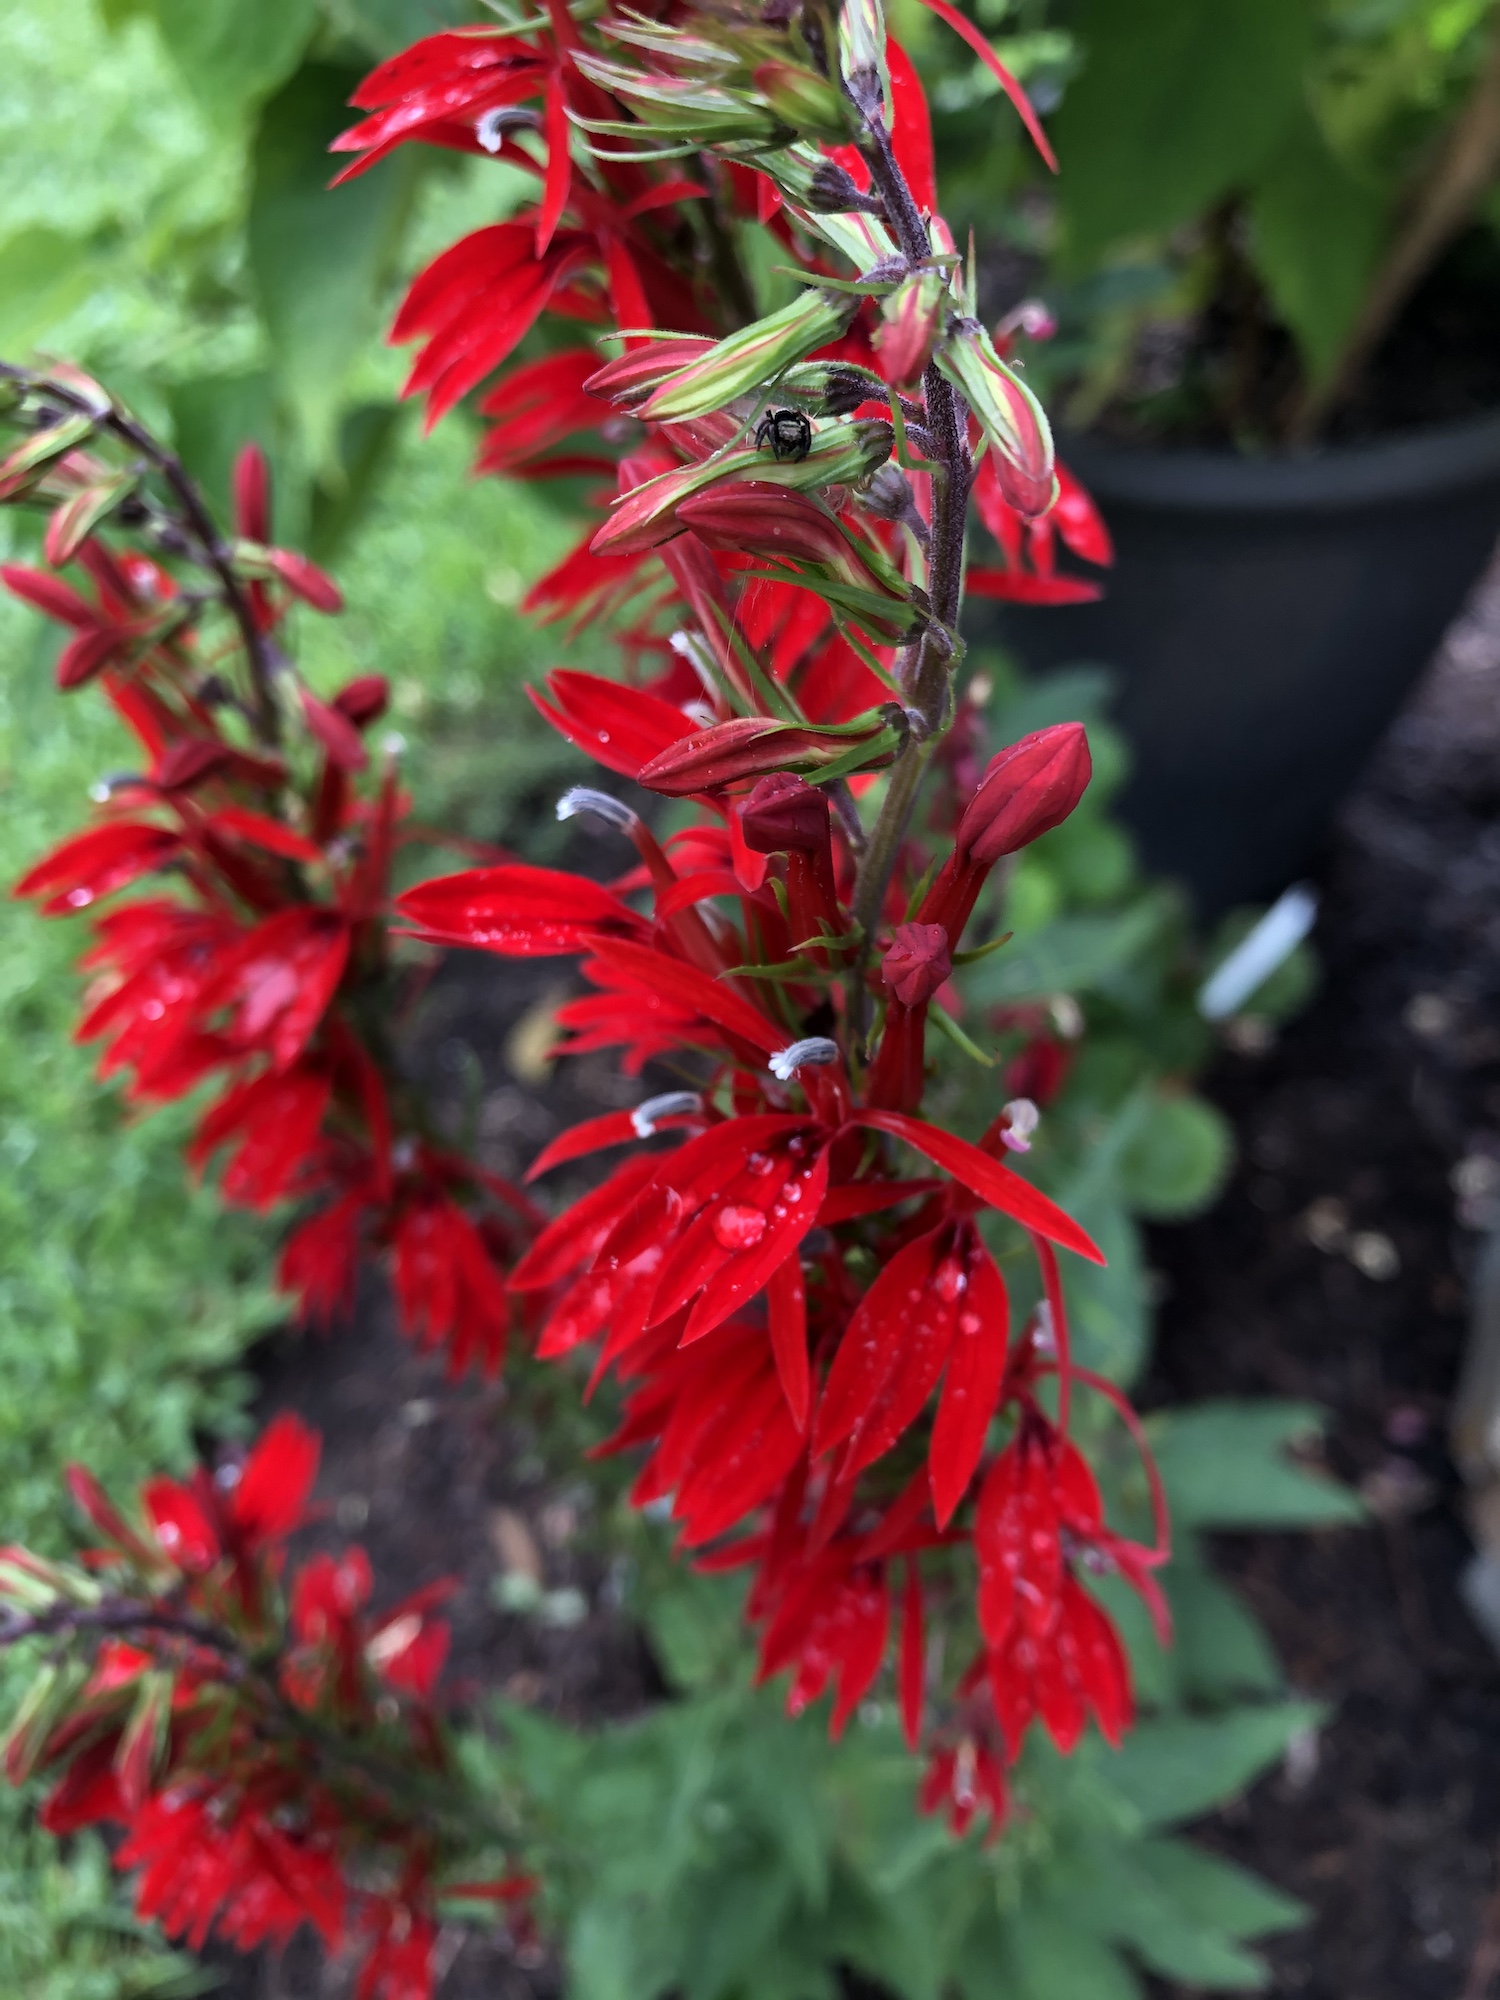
(915, 0, 1500, 431)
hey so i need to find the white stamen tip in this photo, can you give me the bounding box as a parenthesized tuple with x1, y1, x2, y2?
(769, 1037, 840, 1082)
(1000, 1097, 1039, 1152)
(475, 107, 513, 153)
(1031, 1300, 1056, 1354)
(556, 787, 638, 833)
(631, 1091, 702, 1139)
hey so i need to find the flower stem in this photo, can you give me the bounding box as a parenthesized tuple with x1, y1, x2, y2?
(844, 106, 973, 1035)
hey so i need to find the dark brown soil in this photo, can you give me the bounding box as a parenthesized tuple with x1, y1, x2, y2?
(1143, 560, 1500, 2000)
(204, 564, 1500, 1998)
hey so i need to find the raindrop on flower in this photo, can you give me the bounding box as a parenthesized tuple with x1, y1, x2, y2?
(66, 887, 93, 908)
(746, 1151, 774, 1176)
(713, 1204, 767, 1250)
(933, 1259, 966, 1302)
(958, 1311, 982, 1336)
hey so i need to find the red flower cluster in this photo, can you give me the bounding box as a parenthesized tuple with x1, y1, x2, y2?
(325, 0, 1161, 1825)
(400, 707, 1167, 1829)
(0, 1418, 530, 1999)
(3, 392, 536, 1374)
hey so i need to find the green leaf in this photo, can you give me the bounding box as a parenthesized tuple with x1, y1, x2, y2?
(959, 903, 1166, 1007)
(1248, 106, 1389, 386)
(1167, 1558, 1283, 1704)
(125, 0, 316, 116)
(1115, 1090, 1233, 1221)
(1139, 1838, 1305, 1943)
(0, 226, 108, 352)
(248, 62, 419, 467)
(1103, 1702, 1322, 1829)
(1052, 0, 1315, 261)
(1150, 1400, 1365, 1529)
(1074, 1833, 1304, 1988)
(967, 1902, 1143, 2000)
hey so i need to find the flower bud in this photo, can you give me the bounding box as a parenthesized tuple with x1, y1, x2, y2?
(805, 159, 886, 216)
(956, 723, 1092, 865)
(875, 271, 947, 391)
(637, 709, 905, 795)
(641, 291, 858, 423)
(882, 922, 951, 1006)
(585, 338, 715, 412)
(935, 320, 1056, 521)
(753, 59, 850, 141)
(839, 0, 888, 117)
(331, 674, 390, 726)
(779, 360, 886, 416)
(739, 772, 832, 853)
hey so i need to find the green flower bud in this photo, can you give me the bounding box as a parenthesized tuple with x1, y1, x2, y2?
(640, 290, 859, 422)
(752, 59, 851, 141)
(839, 0, 889, 118)
(935, 318, 1056, 520)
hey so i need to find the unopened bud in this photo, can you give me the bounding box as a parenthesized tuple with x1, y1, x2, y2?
(638, 708, 905, 795)
(995, 298, 1057, 348)
(858, 463, 927, 539)
(882, 922, 951, 1006)
(585, 339, 715, 412)
(838, 0, 888, 117)
(740, 772, 832, 853)
(779, 359, 885, 416)
(331, 674, 390, 726)
(753, 59, 849, 140)
(955, 723, 1091, 864)
(805, 159, 886, 216)
(875, 270, 947, 390)
(936, 319, 1056, 521)
(594, 422, 896, 560)
(641, 291, 858, 423)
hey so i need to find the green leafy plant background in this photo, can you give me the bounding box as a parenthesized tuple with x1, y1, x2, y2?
(0, 4, 1349, 1994)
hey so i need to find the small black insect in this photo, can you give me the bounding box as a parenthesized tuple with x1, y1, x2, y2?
(754, 407, 813, 463)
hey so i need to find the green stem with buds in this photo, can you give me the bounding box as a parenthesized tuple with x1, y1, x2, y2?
(843, 104, 973, 1035)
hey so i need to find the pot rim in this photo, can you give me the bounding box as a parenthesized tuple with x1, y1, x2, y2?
(1058, 409, 1500, 514)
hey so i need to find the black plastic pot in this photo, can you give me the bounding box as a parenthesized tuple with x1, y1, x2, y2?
(979, 414, 1500, 914)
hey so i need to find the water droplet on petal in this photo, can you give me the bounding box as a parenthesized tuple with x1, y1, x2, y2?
(713, 1204, 767, 1250)
(958, 1311, 982, 1336)
(597, 729, 611, 744)
(66, 888, 94, 908)
(746, 1151, 774, 1176)
(934, 1259, 966, 1303)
